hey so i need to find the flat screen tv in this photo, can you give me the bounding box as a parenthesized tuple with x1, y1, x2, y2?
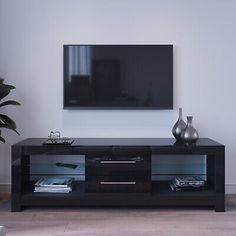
(63, 45, 173, 109)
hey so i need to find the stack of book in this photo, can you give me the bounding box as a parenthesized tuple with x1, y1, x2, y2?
(34, 177, 74, 193)
(169, 176, 206, 191)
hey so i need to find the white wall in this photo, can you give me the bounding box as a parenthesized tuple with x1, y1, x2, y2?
(0, 0, 236, 192)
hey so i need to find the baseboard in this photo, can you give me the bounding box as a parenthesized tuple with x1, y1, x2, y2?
(0, 183, 11, 194)
(225, 184, 236, 194)
(1, 183, 236, 194)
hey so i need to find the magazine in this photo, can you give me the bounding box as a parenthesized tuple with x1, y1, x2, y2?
(35, 177, 74, 187)
(174, 176, 205, 187)
(34, 177, 74, 193)
(169, 176, 206, 191)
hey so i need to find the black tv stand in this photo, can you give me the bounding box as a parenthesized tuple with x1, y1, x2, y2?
(11, 138, 225, 212)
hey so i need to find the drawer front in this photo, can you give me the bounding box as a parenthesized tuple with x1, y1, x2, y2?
(86, 155, 151, 176)
(86, 175, 151, 193)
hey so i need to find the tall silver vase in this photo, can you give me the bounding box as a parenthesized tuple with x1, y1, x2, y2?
(172, 108, 186, 141)
(181, 116, 199, 144)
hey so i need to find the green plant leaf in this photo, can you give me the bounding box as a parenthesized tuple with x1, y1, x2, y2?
(0, 136, 6, 143)
(0, 84, 15, 93)
(0, 100, 21, 107)
(0, 123, 20, 135)
(0, 90, 10, 100)
(0, 81, 20, 140)
(0, 84, 16, 100)
(0, 114, 17, 130)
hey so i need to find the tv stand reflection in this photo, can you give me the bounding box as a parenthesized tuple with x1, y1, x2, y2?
(11, 138, 225, 212)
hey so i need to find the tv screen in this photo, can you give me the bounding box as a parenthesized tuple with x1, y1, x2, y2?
(63, 45, 173, 109)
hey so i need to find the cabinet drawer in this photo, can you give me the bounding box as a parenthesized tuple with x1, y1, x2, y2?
(86, 175, 151, 193)
(86, 155, 151, 176)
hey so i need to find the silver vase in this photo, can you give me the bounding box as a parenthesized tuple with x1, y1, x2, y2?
(172, 108, 186, 141)
(181, 116, 199, 144)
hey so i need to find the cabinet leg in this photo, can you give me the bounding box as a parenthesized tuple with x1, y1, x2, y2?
(215, 194, 225, 212)
(214, 149, 225, 212)
(215, 204, 225, 212)
(11, 195, 22, 212)
(11, 204, 22, 212)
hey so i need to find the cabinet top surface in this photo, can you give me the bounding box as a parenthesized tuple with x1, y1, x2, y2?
(13, 138, 224, 147)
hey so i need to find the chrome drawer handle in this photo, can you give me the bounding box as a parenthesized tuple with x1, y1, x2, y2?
(100, 161, 136, 164)
(100, 181, 136, 185)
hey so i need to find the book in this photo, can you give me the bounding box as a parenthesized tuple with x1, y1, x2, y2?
(34, 187, 72, 191)
(34, 188, 72, 193)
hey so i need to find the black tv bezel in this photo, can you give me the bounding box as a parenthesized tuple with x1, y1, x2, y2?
(63, 44, 173, 110)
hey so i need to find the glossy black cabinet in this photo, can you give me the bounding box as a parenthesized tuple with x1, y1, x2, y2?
(11, 138, 225, 212)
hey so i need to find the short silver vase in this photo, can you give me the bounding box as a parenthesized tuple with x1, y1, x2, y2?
(181, 116, 199, 145)
(172, 108, 186, 141)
